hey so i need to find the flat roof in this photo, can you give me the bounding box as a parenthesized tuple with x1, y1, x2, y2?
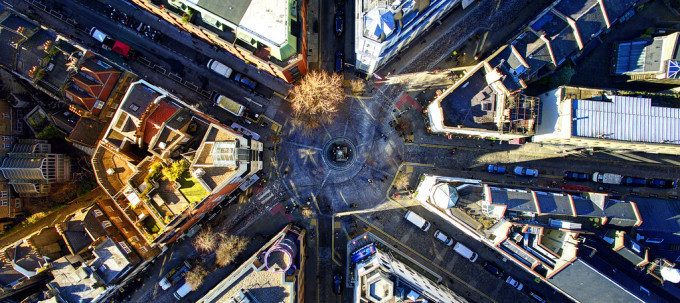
(440, 66, 497, 130)
(572, 96, 680, 145)
(194, 0, 290, 47)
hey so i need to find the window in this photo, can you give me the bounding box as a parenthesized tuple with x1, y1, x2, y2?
(3, 144, 11, 149)
(15, 201, 21, 208)
(119, 242, 132, 254)
(0, 201, 7, 206)
(130, 236, 139, 242)
(2, 113, 8, 119)
(102, 221, 112, 228)
(94, 209, 103, 217)
(128, 103, 140, 112)
(140, 246, 148, 253)
(1, 136, 11, 141)
(0, 191, 6, 198)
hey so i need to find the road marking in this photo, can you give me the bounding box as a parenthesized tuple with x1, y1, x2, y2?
(353, 214, 497, 303)
(338, 191, 350, 206)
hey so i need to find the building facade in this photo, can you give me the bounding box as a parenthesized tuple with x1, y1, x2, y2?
(354, 0, 468, 75)
(129, 0, 307, 83)
(351, 235, 466, 303)
(0, 140, 70, 197)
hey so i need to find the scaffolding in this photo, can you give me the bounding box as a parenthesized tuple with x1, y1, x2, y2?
(500, 93, 540, 135)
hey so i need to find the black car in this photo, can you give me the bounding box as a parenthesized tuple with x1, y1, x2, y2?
(647, 178, 677, 189)
(621, 176, 647, 187)
(564, 171, 589, 181)
(482, 261, 503, 277)
(334, 50, 344, 72)
(234, 73, 257, 91)
(333, 272, 343, 295)
(335, 13, 344, 36)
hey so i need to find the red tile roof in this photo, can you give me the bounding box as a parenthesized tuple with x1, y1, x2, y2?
(143, 101, 178, 145)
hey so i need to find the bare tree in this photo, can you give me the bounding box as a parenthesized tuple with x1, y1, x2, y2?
(193, 227, 216, 253)
(393, 172, 410, 191)
(215, 235, 249, 267)
(185, 265, 208, 290)
(347, 78, 367, 96)
(289, 70, 345, 131)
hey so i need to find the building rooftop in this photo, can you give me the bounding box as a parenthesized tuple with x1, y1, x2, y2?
(548, 245, 657, 303)
(91, 238, 133, 285)
(199, 225, 304, 303)
(633, 196, 680, 245)
(49, 255, 105, 303)
(571, 96, 680, 145)
(614, 32, 680, 75)
(440, 65, 497, 130)
(68, 118, 106, 149)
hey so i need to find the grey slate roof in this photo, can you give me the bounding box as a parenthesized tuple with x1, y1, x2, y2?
(571, 96, 680, 145)
(549, 247, 648, 303)
(634, 196, 680, 244)
(550, 27, 580, 65)
(121, 82, 162, 119)
(554, 0, 599, 19)
(574, 4, 608, 42)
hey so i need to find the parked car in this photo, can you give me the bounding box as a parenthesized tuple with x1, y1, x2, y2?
(335, 13, 344, 36)
(487, 164, 507, 174)
(350, 243, 377, 264)
(207, 59, 233, 78)
(621, 176, 646, 187)
(528, 290, 547, 303)
(505, 276, 524, 291)
(234, 73, 257, 91)
(434, 230, 454, 246)
(647, 178, 677, 189)
(513, 166, 538, 177)
(174, 282, 192, 299)
(404, 211, 431, 231)
(214, 94, 245, 117)
(158, 260, 192, 290)
(482, 262, 503, 277)
(564, 171, 589, 181)
(333, 272, 343, 295)
(334, 50, 344, 72)
(453, 243, 478, 262)
(592, 172, 623, 185)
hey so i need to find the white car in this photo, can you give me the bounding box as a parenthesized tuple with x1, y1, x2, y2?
(505, 276, 524, 291)
(434, 230, 454, 246)
(513, 166, 539, 177)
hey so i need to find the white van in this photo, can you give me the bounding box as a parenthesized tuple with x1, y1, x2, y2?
(453, 242, 478, 262)
(592, 172, 623, 185)
(404, 211, 430, 231)
(207, 59, 233, 78)
(89, 27, 108, 43)
(214, 94, 245, 117)
(173, 282, 192, 300)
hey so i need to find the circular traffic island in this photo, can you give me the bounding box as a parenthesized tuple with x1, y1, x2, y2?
(322, 137, 357, 170)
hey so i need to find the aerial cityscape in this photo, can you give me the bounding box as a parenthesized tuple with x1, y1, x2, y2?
(0, 0, 680, 302)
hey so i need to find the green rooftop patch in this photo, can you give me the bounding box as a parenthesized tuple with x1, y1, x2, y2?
(178, 172, 209, 204)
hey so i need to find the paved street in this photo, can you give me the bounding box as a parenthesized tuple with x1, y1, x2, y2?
(12, 0, 284, 118)
(4, 0, 680, 302)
